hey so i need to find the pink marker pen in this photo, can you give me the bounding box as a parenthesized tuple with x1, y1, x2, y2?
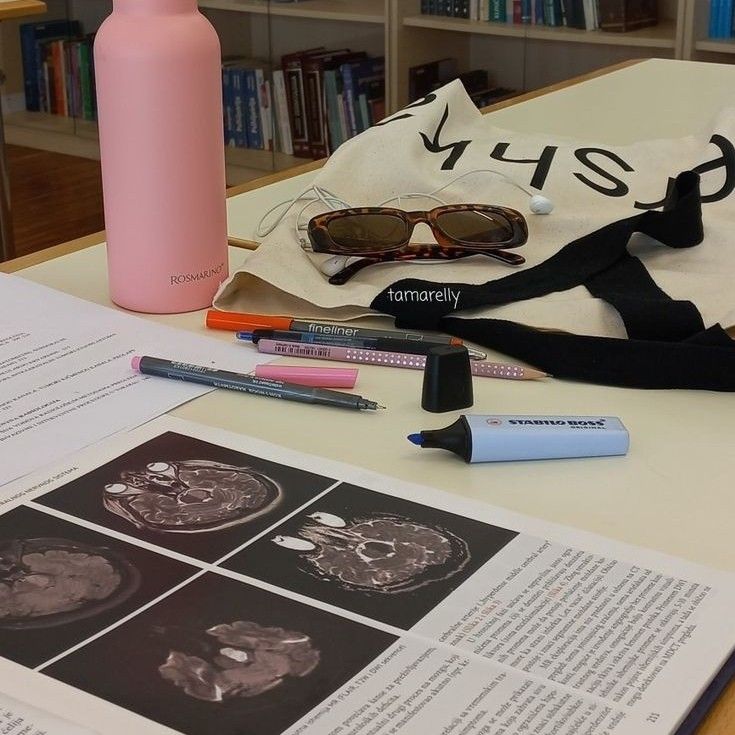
(254, 364, 358, 388)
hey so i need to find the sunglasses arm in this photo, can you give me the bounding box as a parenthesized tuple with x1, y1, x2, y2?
(326, 257, 380, 285)
(325, 248, 525, 285)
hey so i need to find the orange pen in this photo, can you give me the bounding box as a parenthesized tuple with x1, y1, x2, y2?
(205, 310, 483, 355)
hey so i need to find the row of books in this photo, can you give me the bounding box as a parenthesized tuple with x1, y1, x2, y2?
(20, 20, 97, 120)
(420, 0, 658, 32)
(708, 0, 735, 39)
(409, 57, 517, 108)
(226, 50, 386, 158)
(222, 60, 274, 152)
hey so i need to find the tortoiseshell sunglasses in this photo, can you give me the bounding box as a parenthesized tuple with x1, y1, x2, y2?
(306, 204, 528, 285)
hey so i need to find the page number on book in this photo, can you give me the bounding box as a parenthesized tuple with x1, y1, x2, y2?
(646, 713, 661, 724)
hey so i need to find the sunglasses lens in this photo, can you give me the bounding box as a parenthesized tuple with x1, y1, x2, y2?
(435, 210, 514, 246)
(326, 214, 408, 252)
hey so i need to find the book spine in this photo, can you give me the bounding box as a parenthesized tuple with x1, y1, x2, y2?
(582, 0, 596, 31)
(43, 46, 54, 114)
(323, 69, 343, 152)
(534, 0, 544, 23)
(19, 24, 40, 111)
(513, 0, 522, 23)
(304, 64, 326, 158)
(284, 61, 311, 157)
(563, 0, 585, 28)
(272, 70, 294, 155)
(521, 0, 531, 22)
(553, 0, 563, 25)
(560, 0, 572, 26)
(55, 40, 68, 116)
(264, 78, 275, 152)
(490, 0, 502, 20)
(46, 41, 63, 115)
(61, 40, 70, 116)
(358, 93, 370, 130)
(68, 41, 79, 118)
(232, 68, 247, 148)
(69, 41, 79, 118)
(341, 64, 358, 138)
(38, 41, 49, 112)
(336, 91, 349, 144)
(256, 69, 273, 152)
(721, 0, 734, 37)
(243, 69, 262, 149)
(575, 0, 587, 28)
(222, 67, 235, 147)
(79, 41, 93, 120)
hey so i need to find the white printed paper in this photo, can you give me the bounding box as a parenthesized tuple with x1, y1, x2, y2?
(0, 417, 732, 735)
(0, 692, 95, 734)
(0, 274, 261, 487)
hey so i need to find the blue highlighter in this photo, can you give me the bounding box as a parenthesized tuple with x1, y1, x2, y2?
(408, 414, 629, 463)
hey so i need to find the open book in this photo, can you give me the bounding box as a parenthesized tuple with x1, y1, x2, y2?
(1, 417, 733, 735)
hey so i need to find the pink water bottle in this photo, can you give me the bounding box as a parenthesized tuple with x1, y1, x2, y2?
(94, 0, 228, 313)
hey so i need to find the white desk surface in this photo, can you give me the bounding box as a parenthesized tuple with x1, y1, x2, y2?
(14, 58, 735, 578)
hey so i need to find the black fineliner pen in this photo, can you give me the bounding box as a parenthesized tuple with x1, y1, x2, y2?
(131, 356, 384, 411)
(238, 329, 487, 360)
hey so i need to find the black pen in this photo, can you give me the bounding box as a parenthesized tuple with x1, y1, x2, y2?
(237, 330, 487, 360)
(131, 356, 384, 411)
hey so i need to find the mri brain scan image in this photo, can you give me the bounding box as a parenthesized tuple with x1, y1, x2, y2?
(158, 621, 320, 702)
(272, 511, 470, 594)
(103, 460, 283, 533)
(0, 537, 140, 629)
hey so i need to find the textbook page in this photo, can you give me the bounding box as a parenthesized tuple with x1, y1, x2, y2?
(0, 416, 732, 735)
(0, 275, 261, 487)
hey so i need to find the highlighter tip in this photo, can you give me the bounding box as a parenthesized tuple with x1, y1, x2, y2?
(131, 355, 142, 372)
(236, 331, 255, 341)
(407, 433, 424, 446)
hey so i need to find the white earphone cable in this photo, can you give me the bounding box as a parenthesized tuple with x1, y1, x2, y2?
(254, 170, 554, 257)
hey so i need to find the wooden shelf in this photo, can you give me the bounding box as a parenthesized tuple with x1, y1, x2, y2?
(3, 111, 305, 175)
(402, 16, 677, 49)
(4, 110, 98, 139)
(225, 144, 305, 171)
(198, 0, 384, 24)
(695, 38, 735, 55)
(0, 0, 46, 22)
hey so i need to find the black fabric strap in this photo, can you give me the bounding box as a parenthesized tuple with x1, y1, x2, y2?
(369, 172, 735, 391)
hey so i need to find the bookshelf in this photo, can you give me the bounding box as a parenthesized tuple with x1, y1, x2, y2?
(0, 0, 713, 185)
(198, 0, 385, 24)
(683, 0, 735, 60)
(392, 0, 686, 107)
(1, 0, 388, 182)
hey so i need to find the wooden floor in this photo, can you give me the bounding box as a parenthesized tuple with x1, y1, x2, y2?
(7, 144, 105, 259)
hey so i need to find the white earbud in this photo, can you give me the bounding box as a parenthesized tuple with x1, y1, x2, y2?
(529, 194, 554, 214)
(320, 255, 350, 276)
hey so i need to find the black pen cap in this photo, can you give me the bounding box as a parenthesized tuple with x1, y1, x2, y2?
(421, 345, 474, 413)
